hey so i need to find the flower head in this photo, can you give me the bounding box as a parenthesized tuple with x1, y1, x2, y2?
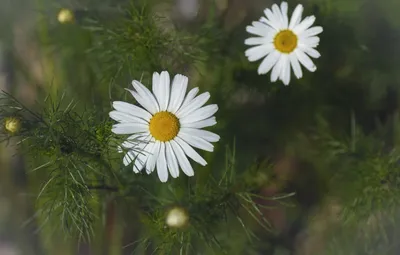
(4, 117, 21, 134)
(110, 71, 220, 182)
(245, 2, 323, 85)
(58, 8, 74, 24)
(166, 206, 189, 228)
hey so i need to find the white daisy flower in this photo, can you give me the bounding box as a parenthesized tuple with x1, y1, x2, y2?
(245, 2, 323, 85)
(109, 71, 220, 183)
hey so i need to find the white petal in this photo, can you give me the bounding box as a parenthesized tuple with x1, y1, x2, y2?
(131, 80, 159, 113)
(170, 140, 194, 177)
(122, 148, 147, 173)
(244, 37, 268, 46)
(131, 141, 150, 173)
(157, 71, 170, 111)
(300, 26, 323, 38)
(140, 142, 154, 167)
(258, 50, 280, 74)
(177, 87, 199, 112)
(180, 104, 218, 124)
(245, 45, 274, 62)
(299, 45, 321, 58)
(295, 49, 316, 72)
(109, 111, 148, 124)
(263, 8, 281, 31)
(289, 53, 303, 79)
(301, 36, 320, 48)
(174, 136, 207, 166)
(165, 142, 179, 178)
(176, 92, 210, 119)
(280, 2, 289, 28)
(152, 72, 162, 110)
(272, 4, 285, 28)
(280, 55, 291, 85)
(259, 17, 276, 31)
(289, 4, 303, 29)
(181, 117, 217, 128)
(126, 132, 151, 142)
(122, 140, 139, 149)
(125, 89, 157, 115)
(248, 21, 271, 36)
(133, 152, 147, 173)
(112, 101, 152, 121)
(156, 142, 168, 182)
(293, 15, 316, 34)
(246, 25, 268, 37)
(152, 72, 160, 88)
(111, 123, 148, 134)
(180, 128, 220, 143)
(271, 55, 284, 82)
(146, 140, 160, 174)
(122, 133, 150, 149)
(252, 21, 270, 31)
(178, 132, 214, 152)
(167, 74, 188, 113)
(123, 151, 135, 166)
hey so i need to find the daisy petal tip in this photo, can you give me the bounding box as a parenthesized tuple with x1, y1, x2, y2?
(245, 25, 254, 34)
(159, 177, 168, 183)
(161, 70, 170, 77)
(176, 73, 187, 80)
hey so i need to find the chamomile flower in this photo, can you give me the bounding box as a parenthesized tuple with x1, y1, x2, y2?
(245, 2, 323, 85)
(110, 71, 219, 182)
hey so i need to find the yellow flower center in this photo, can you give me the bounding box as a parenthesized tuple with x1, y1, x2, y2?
(274, 30, 298, 54)
(4, 117, 20, 134)
(149, 111, 180, 142)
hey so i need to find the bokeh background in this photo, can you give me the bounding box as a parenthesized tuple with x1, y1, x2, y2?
(1, 0, 400, 254)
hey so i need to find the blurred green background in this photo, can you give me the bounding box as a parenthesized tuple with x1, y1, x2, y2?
(1, 0, 400, 254)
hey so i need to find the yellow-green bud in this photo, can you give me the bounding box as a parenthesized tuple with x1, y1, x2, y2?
(4, 117, 21, 134)
(58, 8, 74, 24)
(166, 206, 189, 228)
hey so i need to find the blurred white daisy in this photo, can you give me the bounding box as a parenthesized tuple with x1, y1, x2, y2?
(110, 71, 219, 182)
(245, 2, 323, 85)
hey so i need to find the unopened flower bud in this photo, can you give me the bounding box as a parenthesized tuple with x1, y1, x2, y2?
(4, 117, 20, 134)
(58, 8, 74, 24)
(166, 206, 189, 228)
